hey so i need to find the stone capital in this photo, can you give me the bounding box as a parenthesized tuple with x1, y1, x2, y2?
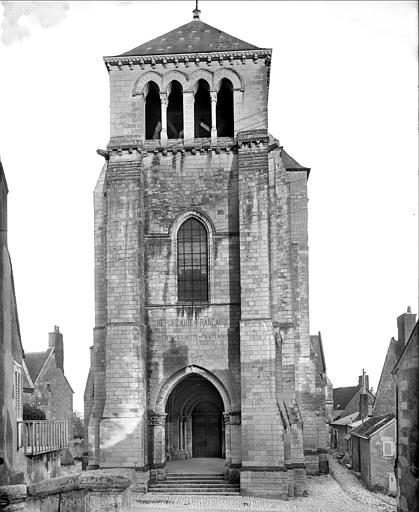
(159, 93, 168, 107)
(148, 413, 167, 426)
(223, 411, 241, 425)
(210, 91, 217, 103)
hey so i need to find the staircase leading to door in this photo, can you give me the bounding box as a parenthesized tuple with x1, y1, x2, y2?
(148, 473, 240, 495)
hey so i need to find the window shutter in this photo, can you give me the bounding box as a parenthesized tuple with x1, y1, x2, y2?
(14, 362, 22, 421)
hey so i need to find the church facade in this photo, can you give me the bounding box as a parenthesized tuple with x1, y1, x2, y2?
(84, 8, 327, 497)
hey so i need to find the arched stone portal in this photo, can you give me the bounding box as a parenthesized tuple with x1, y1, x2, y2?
(165, 375, 225, 460)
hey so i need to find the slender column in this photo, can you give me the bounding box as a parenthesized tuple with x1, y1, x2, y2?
(223, 413, 232, 464)
(210, 91, 217, 142)
(183, 91, 194, 142)
(160, 93, 168, 146)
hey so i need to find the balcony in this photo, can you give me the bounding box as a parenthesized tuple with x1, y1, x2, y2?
(20, 420, 68, 456)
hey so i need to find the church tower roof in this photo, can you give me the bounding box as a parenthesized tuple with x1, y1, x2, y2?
(118, 9, 260, 57)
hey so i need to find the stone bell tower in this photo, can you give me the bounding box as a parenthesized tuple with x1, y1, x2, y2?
(84, 6, 326, 498)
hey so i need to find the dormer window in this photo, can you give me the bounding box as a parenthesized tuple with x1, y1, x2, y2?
(194, 79, 211, 138)
(167, 80, 184, 139)
(145, 81, 162, 140)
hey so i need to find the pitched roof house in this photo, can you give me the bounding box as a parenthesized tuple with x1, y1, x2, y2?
(351, 413, 397, 494)
(373, 308, 416, 417)
(23, 327, 74, 448)
(332, 374, 374, 420)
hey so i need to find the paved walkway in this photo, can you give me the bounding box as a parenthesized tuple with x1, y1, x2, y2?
(132, 476, 397, 511)
(328, 457, 397, 509)
(131, 458, 398, 512)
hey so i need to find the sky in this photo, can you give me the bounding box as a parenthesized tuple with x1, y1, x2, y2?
(0, 1, 417, 415)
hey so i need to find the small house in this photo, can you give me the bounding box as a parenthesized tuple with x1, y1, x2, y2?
(351, 413, 396, 494)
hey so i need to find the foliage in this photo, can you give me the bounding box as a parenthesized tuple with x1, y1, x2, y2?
(23, 403, 46, 420)
(73, 410, 84, 438)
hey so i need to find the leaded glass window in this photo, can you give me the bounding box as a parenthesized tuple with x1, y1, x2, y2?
(177, 218, 208, 303)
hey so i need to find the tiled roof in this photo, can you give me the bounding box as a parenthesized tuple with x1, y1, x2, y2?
(119, 19, 259, 57)
(24, 349, 53, 383)
(351, 413, 395, 438)
(330, 411, 360, 426)
(22, 371, 31, 390)
(281, 150, 310, 171)
(333, 385, 360, 410)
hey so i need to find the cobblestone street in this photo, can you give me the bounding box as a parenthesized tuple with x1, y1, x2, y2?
(57, 457, 398, 512)
(131, 459, 397, 512)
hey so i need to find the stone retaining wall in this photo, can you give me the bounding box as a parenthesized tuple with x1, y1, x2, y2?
(0, 470, 133, 512)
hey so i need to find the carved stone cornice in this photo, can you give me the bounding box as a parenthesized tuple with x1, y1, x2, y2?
(103, 49, 272, 71)
(102, 137, 237, 158)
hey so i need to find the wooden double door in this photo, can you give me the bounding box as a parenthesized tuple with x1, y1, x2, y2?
(192, 411, 221, 458)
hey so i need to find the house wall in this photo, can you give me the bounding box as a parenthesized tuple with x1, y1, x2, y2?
(352, 436, 361, 472)
(395, 323, 419, 512)
(359, 437, 370, 487)
(334, 425, 348, 453)
(0, 168, 27, 485)
(373, 340, 398, 416)
(30, 355, 73, 444)
(369, 421, 396, 492)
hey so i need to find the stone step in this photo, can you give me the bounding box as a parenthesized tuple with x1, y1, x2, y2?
(150, 483, 239, 489)
(161, 478, 227, 484)
(149, 489, 240, 495)
(165, 474, 224, 478)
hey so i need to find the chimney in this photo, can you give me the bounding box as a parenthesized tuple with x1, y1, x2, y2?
(49, 325, 64, 372)
(359, 370, 369, 420)
(397, 306, 416, 354)
(358, 374, 369, 391)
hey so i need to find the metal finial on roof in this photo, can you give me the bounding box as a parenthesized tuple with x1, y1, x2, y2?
(193, 0, 201, 19)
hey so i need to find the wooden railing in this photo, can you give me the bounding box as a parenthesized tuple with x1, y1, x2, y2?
(20, 420, 68, 456)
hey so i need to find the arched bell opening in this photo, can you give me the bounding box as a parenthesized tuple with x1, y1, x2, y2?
(216, 78, 234, 137)
(165, 374, 225, 461)
(194, 79, 211, 138)
(167, 80, 184, 139)
(145, 81, 162, 140)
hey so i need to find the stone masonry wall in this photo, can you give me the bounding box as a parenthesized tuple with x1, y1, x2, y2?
(143, 150, 241, 415)
(30, 355, 73, 444)
(99, 160, 148, 469)
(395, 323, 419, 512)
(373, 339, 398, 416)
(107, 58, 269, 143)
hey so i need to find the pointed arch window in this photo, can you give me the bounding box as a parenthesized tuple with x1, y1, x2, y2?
(177, 218, 208, 303)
